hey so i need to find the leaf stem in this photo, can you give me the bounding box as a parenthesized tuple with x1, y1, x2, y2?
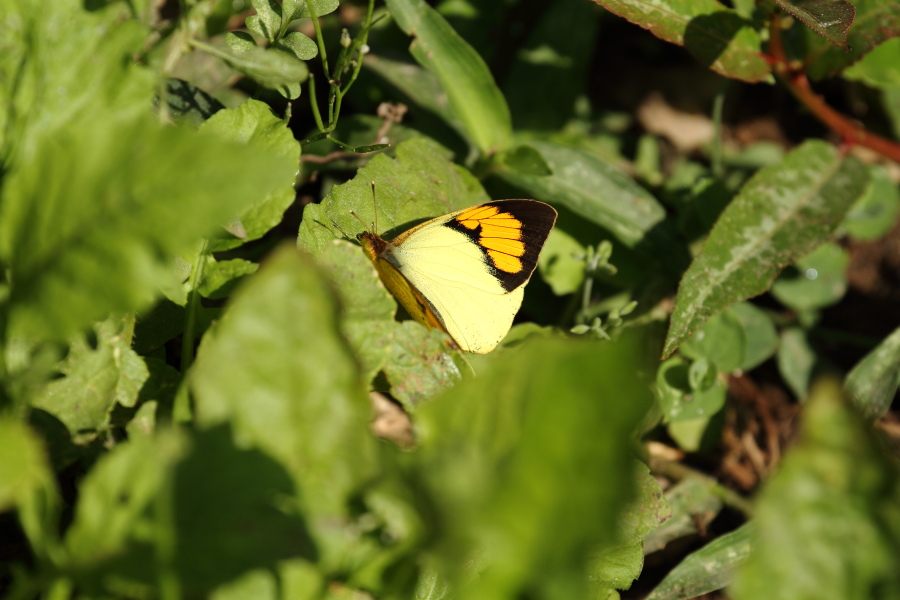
(306, 0, 328, 72)
(768, 13, 900, 164)
(647, 453, 755, 518)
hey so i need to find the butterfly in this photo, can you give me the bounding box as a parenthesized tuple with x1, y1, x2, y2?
(357, 199, 557, 354)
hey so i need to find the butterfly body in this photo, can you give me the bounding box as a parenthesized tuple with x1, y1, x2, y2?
(358, 199, 557, 354)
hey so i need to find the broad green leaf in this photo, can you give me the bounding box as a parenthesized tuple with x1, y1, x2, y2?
(299, 137, 488, 255)
(795, 0, 900, 79)
(282, 0, 339, 21)
(732, 379, 900, 600)
(197, 258, 258, 299)
(494, 144, 553, 176)
(199, 42, 309, 93)
(647, 524, 751, 600)
(778, 327, 818, 399)
(681, 307, 745, 373)
(845, 325, 900, 420)
(842, 165, 900, 240)
(590, 0, 771, 82)
(190, 247, 376, 565)
(34, 317, 148, 439)
(385, 0, 513, 153)
(667, 416, 716, 452)
(502, 0, 600, 131)
(770, 242, 849, 312)
(730, 302, 778, 370)
(644, 477, 724, 554)
(663, 140, 869, 358)
(843, 38, 900, 87)
(775, 0, 855, 48)
(414, 332, 655, 598)
(364, 55, 467, 140)
(497, 141, 669, 249)
(226, 30, 257, 53)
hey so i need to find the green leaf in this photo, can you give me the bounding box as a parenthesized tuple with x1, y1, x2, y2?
(282, 0, 339, 21)
(778, 327, 819, 399)
(200, 99, 300, 251)
(663, 140, 869, 358)
(200, 42, 309, 92)
(647, 524, 751, 600)
(842, 164, 900, 240)
(795, 0, 900, 79)
(770, 242, 849, 312)
(385, 0, 513, 153)
(644, 477, 724, 554)
(538, 228, 587, 296)
(225, 30, 257, 53)
(591, 0, 771, 82)
(197, 258, 259, 299)
(656, 357, 727, 422)
(413, 333, 655, 598)
(190, 247, 376, 558)
(681, 307, 746, 373)
(730, 302, 778, 370)
(732, 379, 900, 600)
(250, 0, 282, 41)
(276, 31, 319, 61)
(497, 141, 669, 249)
(845, 325, 900, 420)
(495, 143, 553, 176)
(775, 0, 855, 48)
(161, 78, 226, 127)
(33, 317, 148, 439)
(843, 38, 900, 87)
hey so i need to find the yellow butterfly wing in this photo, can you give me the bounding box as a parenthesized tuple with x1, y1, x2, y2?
(359, 200, 557, 354)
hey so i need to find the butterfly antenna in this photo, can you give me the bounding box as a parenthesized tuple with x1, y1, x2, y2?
(330, 219, 353, 240)
(370, 181, 379, 233)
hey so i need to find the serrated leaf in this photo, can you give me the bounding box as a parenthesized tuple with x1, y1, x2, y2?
(795, 0, 900, 79)
(385, 0, 512, 153)
(298, 137, 482, 402)
(843, 38, 900, 88)
(776, 0, 855, 48)
(191, 248, 376, 539)
(647, 524, 751, 600)
(276, 31, 318, 61)
(663, 140, 869, 358)
(590, 0, 771, 83)
(845, 325, 900, 420)
(732, 380, 900, 600)
(200, 99, 299, 251)
(33, 317, 148, 438)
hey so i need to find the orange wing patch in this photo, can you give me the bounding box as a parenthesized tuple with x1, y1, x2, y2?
(453, 205, 527, 274)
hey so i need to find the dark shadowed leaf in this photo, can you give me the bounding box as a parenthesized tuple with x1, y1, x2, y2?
(589, 0, 770, 82)
(775, 0, 855, 48)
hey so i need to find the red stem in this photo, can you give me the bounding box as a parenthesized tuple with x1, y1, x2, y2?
(768, 14, 900, 164)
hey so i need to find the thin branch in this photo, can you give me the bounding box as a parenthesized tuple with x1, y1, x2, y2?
(768, 13, 900, 164)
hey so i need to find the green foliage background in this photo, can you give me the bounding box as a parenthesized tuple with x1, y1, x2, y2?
(1, 0, 900, 598)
